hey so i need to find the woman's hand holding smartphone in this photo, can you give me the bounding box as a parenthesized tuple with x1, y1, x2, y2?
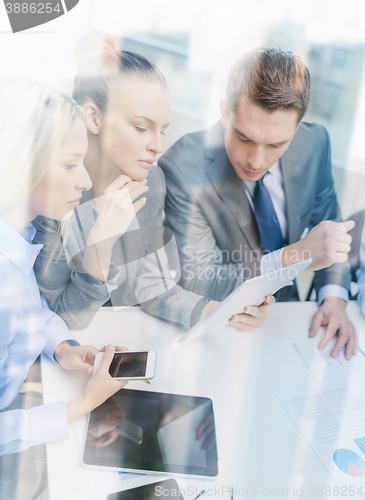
(64, 344, 128, 423)
(54, 341, 99, 375)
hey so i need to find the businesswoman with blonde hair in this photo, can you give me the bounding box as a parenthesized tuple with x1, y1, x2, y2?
(33, 31, 274, 334)
(0, 76, 128, 499)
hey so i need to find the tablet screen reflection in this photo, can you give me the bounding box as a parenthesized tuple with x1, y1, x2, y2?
(84, 389, 218, 477)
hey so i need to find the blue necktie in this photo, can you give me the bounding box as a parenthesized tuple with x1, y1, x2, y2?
(253, 176, 283, 253)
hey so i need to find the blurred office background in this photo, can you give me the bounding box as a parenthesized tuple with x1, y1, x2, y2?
(1, 0, 365, 217)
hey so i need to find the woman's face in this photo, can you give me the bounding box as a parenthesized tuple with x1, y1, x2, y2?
(99, 78, 170, 181)
(29, 118, 91, 220)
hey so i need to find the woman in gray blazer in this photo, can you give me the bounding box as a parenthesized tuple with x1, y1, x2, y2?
(33, 31, 273, 332)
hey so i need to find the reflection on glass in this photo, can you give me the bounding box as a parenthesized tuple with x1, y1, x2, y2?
(109, 352, 148, 378)
(84, 389, 218, 477)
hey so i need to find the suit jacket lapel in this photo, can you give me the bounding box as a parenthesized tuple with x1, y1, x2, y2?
(281, 137, 303, 245)
(205, 123, 261, 251)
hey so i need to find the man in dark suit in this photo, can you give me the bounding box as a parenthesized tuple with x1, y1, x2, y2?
(352, 210, 365, 314)
(159, 48, 357, 359)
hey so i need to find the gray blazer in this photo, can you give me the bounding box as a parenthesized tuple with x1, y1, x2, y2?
(158, 121, 351, 301)
(33, 165, 206, 330)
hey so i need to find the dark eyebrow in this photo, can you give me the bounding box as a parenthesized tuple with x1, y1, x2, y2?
(233, 127, 291, 147)
(133, 115, 170, 128)
(233, 128, 252, 142)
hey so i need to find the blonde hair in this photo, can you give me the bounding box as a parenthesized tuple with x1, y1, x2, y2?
(72, 31, 167, 111)
(0, 76, 84, 217)
(227, 48, 311, 122)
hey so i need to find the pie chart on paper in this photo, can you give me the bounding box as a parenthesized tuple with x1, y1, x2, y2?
(333, 449, 365, 477)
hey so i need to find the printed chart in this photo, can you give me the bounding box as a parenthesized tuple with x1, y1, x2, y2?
(333, 449, 365, 477)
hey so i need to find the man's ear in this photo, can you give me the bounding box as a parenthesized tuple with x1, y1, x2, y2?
(84, 102, 101, 135)
(220, 98, 228, 127)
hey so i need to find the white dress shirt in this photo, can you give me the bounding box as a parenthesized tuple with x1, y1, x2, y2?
(0, 219, 74, 455)
(357, 224, 365, 314)
(243, 161, 348, 304)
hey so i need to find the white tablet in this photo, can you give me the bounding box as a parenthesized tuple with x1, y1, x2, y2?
(178, 258, 312, 343)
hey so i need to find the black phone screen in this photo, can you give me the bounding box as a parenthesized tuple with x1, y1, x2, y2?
(109, 352, 148, 378)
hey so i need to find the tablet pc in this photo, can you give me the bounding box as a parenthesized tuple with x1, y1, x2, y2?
(178, 258, 312, 343)
(83, 389, 218, 479)
(107, 479, 184, 499)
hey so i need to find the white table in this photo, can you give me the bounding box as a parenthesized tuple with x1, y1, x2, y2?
(42, 302, 365, 500)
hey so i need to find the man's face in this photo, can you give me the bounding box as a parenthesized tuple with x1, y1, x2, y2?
(221, 96, 299, 182)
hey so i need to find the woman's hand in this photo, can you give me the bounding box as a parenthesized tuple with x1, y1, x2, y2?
(54, 341, 99, 375)
(65, 344, 128, 423)
(82, 344, 128, 411)
(89, 175, 149, 245)
(82, 175, 148, 281)
(199, 295, 275, 333)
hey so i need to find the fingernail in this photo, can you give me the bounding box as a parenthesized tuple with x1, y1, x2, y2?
(245, 307, 251, 314)
(87, 367, 93, 375)
(267, 296, 274, 304)
(142, 179, 147, 184)
(107, 344, 115, 351)
(319, 344, 324, 350)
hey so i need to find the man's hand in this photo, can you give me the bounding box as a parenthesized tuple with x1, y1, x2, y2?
(227, 295, 274, 332)
(309, 297, 358, 360)
(282, 220, 354, 271)
(200, 295, 275, 333)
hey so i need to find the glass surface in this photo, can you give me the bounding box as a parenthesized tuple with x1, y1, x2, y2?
(83, 389, 218, 477)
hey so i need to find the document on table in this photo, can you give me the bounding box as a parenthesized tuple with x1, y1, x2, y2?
(294, 334, 365, 379)
(274, 382, 365, 485)
(179, 258, 312, 343)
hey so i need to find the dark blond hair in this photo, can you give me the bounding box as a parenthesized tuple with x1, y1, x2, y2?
(227, 48, 311, 121)
(72, 31, 167, 110)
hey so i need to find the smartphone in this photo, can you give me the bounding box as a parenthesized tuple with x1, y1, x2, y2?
(107, 478, 183, 499)
(93, 350, 157, 380)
